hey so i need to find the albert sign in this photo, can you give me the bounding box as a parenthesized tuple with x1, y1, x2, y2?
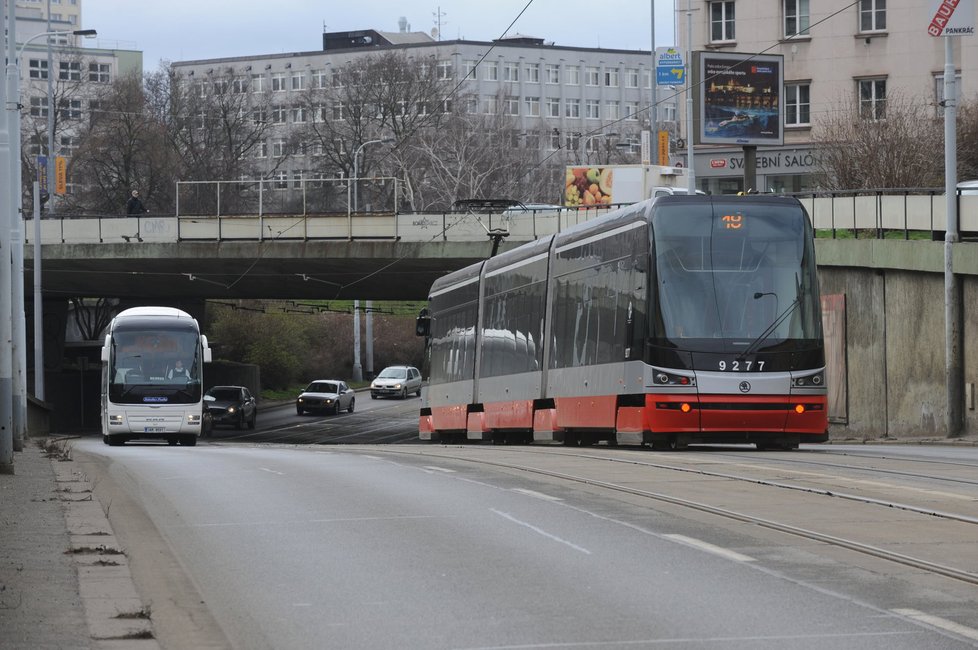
(928, 0, 976, 36)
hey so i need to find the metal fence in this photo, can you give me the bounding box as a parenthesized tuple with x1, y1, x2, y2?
(175, 177, 399, 217)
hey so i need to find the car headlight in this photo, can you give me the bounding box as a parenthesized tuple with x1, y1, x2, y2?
(228, 406, 236, 414)
(394, 383, 402, 390)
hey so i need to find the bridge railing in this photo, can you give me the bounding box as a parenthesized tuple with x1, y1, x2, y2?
(24, 205, 618, 245)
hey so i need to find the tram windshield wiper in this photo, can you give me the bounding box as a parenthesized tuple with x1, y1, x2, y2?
(739, 296, 800, 358)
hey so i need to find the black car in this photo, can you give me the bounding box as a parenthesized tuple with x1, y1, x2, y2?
(204, 386, 257, 430)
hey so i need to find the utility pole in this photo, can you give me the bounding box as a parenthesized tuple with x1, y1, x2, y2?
(1, 0, 15, 472)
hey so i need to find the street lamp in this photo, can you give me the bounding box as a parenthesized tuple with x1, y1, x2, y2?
(581, 132, 619, 163)
(12, 28, 96, 403)
(352, 137, 394, 213)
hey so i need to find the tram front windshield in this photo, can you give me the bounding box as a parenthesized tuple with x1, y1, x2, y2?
(650, 200, 821, 354)
(107, 320, 202, 404)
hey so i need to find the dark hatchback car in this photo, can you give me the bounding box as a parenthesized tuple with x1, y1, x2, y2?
(204, 385, 257, 430)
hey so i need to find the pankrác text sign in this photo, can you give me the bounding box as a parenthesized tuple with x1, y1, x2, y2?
(928, 0, 976, 36)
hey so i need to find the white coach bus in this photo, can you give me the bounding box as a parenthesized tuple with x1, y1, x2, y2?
(100, 306, 212, 446)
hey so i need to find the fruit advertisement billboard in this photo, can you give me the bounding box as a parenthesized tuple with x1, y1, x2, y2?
(564, 166, 614, 207)
(693, 51, 784, 147)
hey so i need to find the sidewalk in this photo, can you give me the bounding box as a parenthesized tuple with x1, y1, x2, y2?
(0, 438, 159, 650)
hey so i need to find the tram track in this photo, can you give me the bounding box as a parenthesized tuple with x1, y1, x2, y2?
(353, 444, 978, 587)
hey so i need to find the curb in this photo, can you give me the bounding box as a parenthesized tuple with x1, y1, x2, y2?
(51, 445, 161, 649)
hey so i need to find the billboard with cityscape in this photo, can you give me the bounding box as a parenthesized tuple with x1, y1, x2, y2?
(694, 52, 784, 147)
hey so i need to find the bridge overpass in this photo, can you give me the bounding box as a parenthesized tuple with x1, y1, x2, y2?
(22, 192, 978, 302)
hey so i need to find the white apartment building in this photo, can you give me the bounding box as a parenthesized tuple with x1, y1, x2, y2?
(680, 0, 978, 194)
(172, 27, 682, 201)
(13, 6, 142, 200)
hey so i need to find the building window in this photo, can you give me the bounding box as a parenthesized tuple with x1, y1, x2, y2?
(784, 0, 810, 38)
(291, 106, 307, 123)
(625, 101, 640, 121)
(29, 59, 48, 79)
(437, 60, 453, 79)
(785, 82, 810, 126)
(29, 96, 48, 118)
(546, 97, 560, 118)
(504, 62, 520, 82)
(60, 135, 78, 156)
(709, 1, 736, 42)
(255, 140, 267, 159)
(231, 78, 248, 93)
(524, 63, 539, 83)
(271, 73, 286, 91)
(332, 102, 346, 120)
(58, 61, 81, 81)
(525, 96, 540, 117)
(271, 106, 287, 124)
(586, 66, 600, 86)
(585, 99, 600, 119)
(935, 72, 963, 116)
(565, 65, 580, 85)
(482, 96, 498, 114)
(504, 96, 519, 116)
(564, 98, 580, 118)
(859, 0, 886, 32)
(604, 68, 619, 87)
(272, 139, 287, 158)
(858, 78, 886, 120)
(273, 171, 288, 189)
(251, 74, 265, 92)
(484, 61, 498, 81)
(549, 130, 561, 150)
(605, 101, 620, 120)
(291, 74, 304, 91)
(626, 68, 640, 88)
(88, 62, 111, 83)
(462, 60, 478, 80)
(58, 98, 81, 119)
(546, 64, 560, 84)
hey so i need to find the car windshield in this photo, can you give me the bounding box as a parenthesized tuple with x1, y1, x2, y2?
(308, 382, 337, 393)
(206, 388, 240, 401)
(378, 368, 407, 379)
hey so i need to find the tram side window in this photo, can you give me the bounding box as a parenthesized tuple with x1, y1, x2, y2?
(551, 229, 646, 369)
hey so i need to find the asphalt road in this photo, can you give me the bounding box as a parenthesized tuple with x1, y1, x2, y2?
(72, 435, 978, 650)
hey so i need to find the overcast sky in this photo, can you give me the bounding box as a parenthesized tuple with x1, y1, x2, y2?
(82, 0, 679, 71)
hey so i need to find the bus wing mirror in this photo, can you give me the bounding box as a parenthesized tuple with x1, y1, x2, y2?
(101, 335, 111, 362)
(201, 335, 213, 363)
(416, 312, 430, 337)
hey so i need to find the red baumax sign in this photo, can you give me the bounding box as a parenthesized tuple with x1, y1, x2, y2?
(710, 160, 727, 168)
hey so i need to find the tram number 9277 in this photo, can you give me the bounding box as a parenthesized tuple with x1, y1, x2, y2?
(718, 360, 765, 371)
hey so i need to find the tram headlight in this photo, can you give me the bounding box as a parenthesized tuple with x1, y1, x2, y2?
(792, 371, 824, 388)
(653, 370, 696, 386)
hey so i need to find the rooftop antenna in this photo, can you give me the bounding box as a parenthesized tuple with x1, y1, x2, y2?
(433, 7, 447, 41)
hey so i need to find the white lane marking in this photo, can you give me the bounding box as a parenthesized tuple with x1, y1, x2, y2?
(490, 509, 591, 555)
(258, 467, 284, 475)
(188, 514, 442, 529)
(423, 465, 456, 473)
(457, 630, 922, 648)
(663, 534, 755, 562)
(292, 603, 312, 607)
(893, 608, 978, 642)
(512, 488, 563, 501)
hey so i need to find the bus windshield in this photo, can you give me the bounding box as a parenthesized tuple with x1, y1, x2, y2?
(107, 324, 202, 404)
(650, 200, 821, 353)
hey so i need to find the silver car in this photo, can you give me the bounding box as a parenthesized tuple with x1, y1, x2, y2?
(370, 365, 422, 399)
(296, 380, 355, 415)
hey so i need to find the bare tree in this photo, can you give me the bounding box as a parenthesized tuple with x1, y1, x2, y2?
(811, 91, 944, 190)
(957, 95, 978, 181)
(64, 70, 177, 214)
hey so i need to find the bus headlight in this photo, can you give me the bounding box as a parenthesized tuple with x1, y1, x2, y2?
(187, 414, 201, 424)
(109, 414, 124, 426)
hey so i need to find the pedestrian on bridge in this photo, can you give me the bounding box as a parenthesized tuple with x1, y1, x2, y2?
(126, 190, 146, 215)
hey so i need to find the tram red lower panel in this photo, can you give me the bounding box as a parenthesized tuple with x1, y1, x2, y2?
(484, 400, 535, 430)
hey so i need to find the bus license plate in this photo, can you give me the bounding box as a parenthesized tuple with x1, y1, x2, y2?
(144, 426, 165, 433)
